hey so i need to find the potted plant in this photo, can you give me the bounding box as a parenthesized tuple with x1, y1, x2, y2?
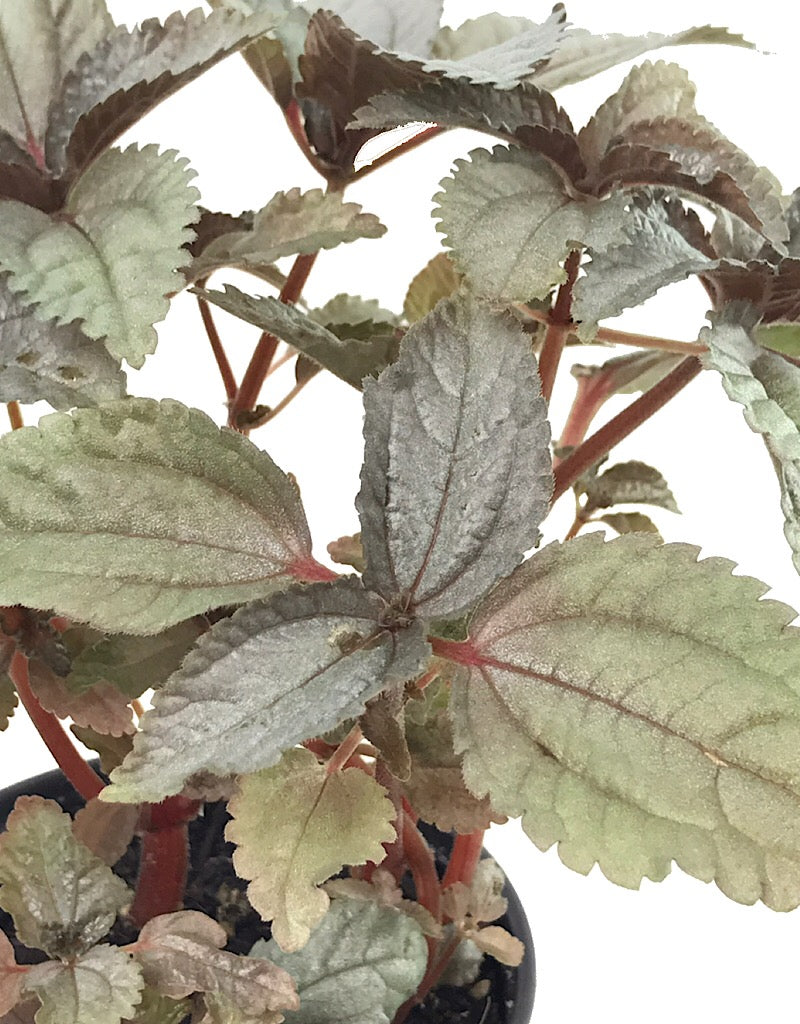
(1, 0, 800, 1022)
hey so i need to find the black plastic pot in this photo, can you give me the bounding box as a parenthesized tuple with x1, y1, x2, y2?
(1, 766, 536, 1024)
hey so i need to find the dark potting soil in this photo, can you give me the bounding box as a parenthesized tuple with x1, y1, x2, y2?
(0, 773, 533, 1024)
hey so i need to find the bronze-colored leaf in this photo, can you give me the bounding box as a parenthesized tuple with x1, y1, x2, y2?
(29, 661, 134, 738)
(360, 687, 411, 781)
(702, 259, 800, 324)
(72, 799, 138, 866)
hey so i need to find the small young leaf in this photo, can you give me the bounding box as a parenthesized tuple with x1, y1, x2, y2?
(187, 188, 385, 282)
(28, 660, 134, 737)
(435, 145, 627, 301)
(310, 293, 398, 330)
(197, 286, 400, 389)
(534, 24, 754, 92)
(0, 275, 127, 410)
(703, 304, 800, 574)
(104, 580, 430, 803)
(253, 898, 428, 1024)
(229, 749, 396, 951)
(121, 987, 191, 1024)
(0, 674, 17, 732)
(468, 926, 524, 967)
(0, 797, 130, 958)
(70, 726, 134, 776)
(46, 8, 277, 177)
(134, 911, 297, 1014)
(0, 932, 22, 1017)
(24, 945, 143, 1024)
(327, 532, 365, 574)
(0, 399, 313, 634)
(403, 253, 462, 323)
(195, 991, 284, 1024)
(582, 461, 679, 514)
(572, 193, 717, 339)
(570, 350, 684, 403)
(598, 512, 662, 538)
(304, 0, 443, 57)
(0, 145, 199, 367)
(451, 535, 800, 908)
(72, 798, 138, 867)
(358, 293, 553, 618)
(66, 620, 205, 698)
(360, 687, 411, 781)
(0, 0, 113, 152)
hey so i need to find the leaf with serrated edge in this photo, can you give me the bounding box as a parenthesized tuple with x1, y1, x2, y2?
(0, 0, 112, 150)
(24, 946, 143, 1024)
(534, 24, 753, 92)
(357, 293, 552, 619)
(583, 461, 679, 514)
(229, 750, 396, 951)
(0, 797, 129, 958)
(28, 660, 134, 737)
(310, 293, 398, 329)
(451, 535, 800, 907)
(197, 286, 400, 390)
(0, 275, 127, 410)
(72, 799, 138, 867)
(0, 145, 199, 368)
(121, 987, 191, 1024)
(599, 512, 662, 538)
(0, 674, 17, 732)
(66, 620, 205, 698)
(703, 304, 800, 575)
(404, 253, 462, 323)
(253, 898, 427, 1023)
(572, 193, 717, 339)
(135, 911, 297, 1013)
(435, 145, 627, 301)
(46, 8, 276, 177)
(0, 398, 313, 635)
(70, 726, 133, 775)
(104, 579, 430, 804)
(304, 0, 442, 56)
(430, 14, 536, 61)
(188, 188, 385, 283)
(0, 932, 22, 1017)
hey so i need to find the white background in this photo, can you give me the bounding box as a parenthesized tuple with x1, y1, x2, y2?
(4, 1, 800, 1021)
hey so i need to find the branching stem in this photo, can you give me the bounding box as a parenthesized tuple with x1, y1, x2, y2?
(326, 724, 364, 774)
(518, 304, 707, 355)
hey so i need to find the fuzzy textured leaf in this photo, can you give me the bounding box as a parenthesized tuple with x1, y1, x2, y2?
(0, 398, 313, 634)
(121, 988, 191, 1024)
(0, 145, 199, 367)
(0, 275, 126, 410)
(0, 932, 21, 1017)
(229, 750, 396, 950)
(105, 579, 429, 803)
(188, 188, 385, 282)
(430, 14, 537, 62)
(703, 259, 800, 326)
(572, 193, 717, 338)
(403, 254, 462, 323)
(28, 660, 134, 737)
(198, 286, 400, 389)
(0, 0, 112, 150)
(570, 350, 684, 402)
(254, 898, 427, 1024)
(46, 8, 276, 177)
(66, 620, 204, 698)
(24, 945, 143, 1024)
(72, 799, 138, 867)
(304, 0, 442, 56)
(534, 24, 754, 92)
(451, 535, 800, 907)
(358, 293, 552, 618)
(582, 461, 679, 514)
(135, 911, 297, 1013)
(598, 512, 661, 538)
(70, 726, 133, 775)
(0, 797, 129, 957)
(310, 293, 398, 329)
(0, 674, 17, 732)
(435, 145, 627, 301)
(703, 304, 800, 574)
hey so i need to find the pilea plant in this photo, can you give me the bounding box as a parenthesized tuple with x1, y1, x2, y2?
(0, 1, 800, 1023)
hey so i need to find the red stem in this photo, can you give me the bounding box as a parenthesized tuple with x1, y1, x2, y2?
(554, 371, 614, 468)
(537, 249, 581, 404)
(285, 100, 326, 175)
(441, 830, 485, 891)
(552, 356, 702, 503)
(392, 932, 463, 1024)
(9, 652, 103, 801)
(196, 286, 237, 403)
(129, 824, 188, 928)
(6, 401, 23, 430)
(401, 809, 442, 928)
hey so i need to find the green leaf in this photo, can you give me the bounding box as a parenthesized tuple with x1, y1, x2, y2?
(598, 511, 662, 538)
(70, 726, 133, 775)
(187, 188, 385, 283)
(0, 145, 199, 368)
(309, 293, 398, 330)
(197, 286, 400, 390)
(229, 749, 396, 950)
(534, 24, 754, 92)
(357, 293, 553, 618)
(45, 8, 276, 177)
(582, 461, 679, 514)
(435, 144, 627, 301)
(572, 193, 717, 339)
(253, 898, 427, 1024)
(194, 991, 284, 1024)
(66, 620, 205, 698)
(570, 350, 684, 403)
(451, 535, 800, 908)
(0, 931, 22, 1017)
(0, 0, 113, 151)
(757, 324, 800, 358)
(305, 0, 443, 56)
(24, 945, 143, 1024)
(104, 579, 430, 803)
(703, 304, 800, 575)
(352, 79, 585, 184)
(0, 797, 129, 957)
(134, 911, 297, 1014)
(121, 987, 191, 1024)
(403, 253, 462, 323)
(0, 673, 17, 732)
(430, 13, 540, 61)
(0, 398, 313, 634)
(0, 275, 127, 410)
